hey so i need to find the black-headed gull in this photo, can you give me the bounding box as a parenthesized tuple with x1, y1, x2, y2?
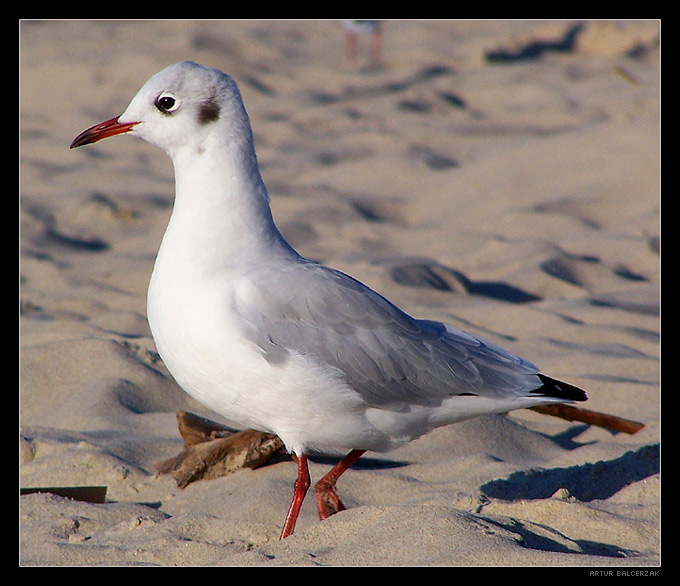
(71, 61, 587, 539)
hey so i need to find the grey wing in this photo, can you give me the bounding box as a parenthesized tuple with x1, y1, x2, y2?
(238, 261, 542, 408)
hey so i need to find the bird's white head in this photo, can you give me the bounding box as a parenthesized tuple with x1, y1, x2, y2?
(70, 61, 253, 159)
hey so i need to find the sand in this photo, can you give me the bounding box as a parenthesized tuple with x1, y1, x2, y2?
(19, 20, 660, 567)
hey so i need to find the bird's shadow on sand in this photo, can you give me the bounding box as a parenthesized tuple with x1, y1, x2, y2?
(308, 454, 408, 470)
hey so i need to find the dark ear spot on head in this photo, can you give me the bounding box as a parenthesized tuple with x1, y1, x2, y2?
(198, 96, 220, 125)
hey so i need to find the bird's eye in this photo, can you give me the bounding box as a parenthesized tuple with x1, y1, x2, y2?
(155, 94, 179, 114)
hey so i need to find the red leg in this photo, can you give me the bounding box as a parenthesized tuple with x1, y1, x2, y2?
(315, 449, 366, 520)
(280, 454, 311, 539)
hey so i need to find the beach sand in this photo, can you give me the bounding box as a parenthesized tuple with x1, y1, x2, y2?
(20, 20, 660, 566)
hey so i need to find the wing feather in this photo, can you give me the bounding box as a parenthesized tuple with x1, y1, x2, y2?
(237, 260, 542, 408)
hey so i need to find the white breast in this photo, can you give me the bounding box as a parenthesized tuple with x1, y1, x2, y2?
(147, 261, 376, 455)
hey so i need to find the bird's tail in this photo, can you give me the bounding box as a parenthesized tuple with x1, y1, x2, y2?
(533, 373, 588, 402)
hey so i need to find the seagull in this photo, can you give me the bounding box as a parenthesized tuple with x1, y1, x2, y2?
(71, 61, 587, 539)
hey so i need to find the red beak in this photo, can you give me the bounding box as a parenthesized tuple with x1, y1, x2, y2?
(70, 116, 138, 149)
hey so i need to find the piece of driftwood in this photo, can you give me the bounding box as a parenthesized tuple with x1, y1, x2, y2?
(175, 411, 236, 446)
(529, 403, 645, 434)
(155, 412, 285, 488)
(20, 485, 108, 503)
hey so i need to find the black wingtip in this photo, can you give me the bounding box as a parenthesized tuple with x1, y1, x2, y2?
(534, 373, 588, 402)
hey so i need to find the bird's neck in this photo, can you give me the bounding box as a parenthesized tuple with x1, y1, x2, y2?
(158, 136, 297, 274)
